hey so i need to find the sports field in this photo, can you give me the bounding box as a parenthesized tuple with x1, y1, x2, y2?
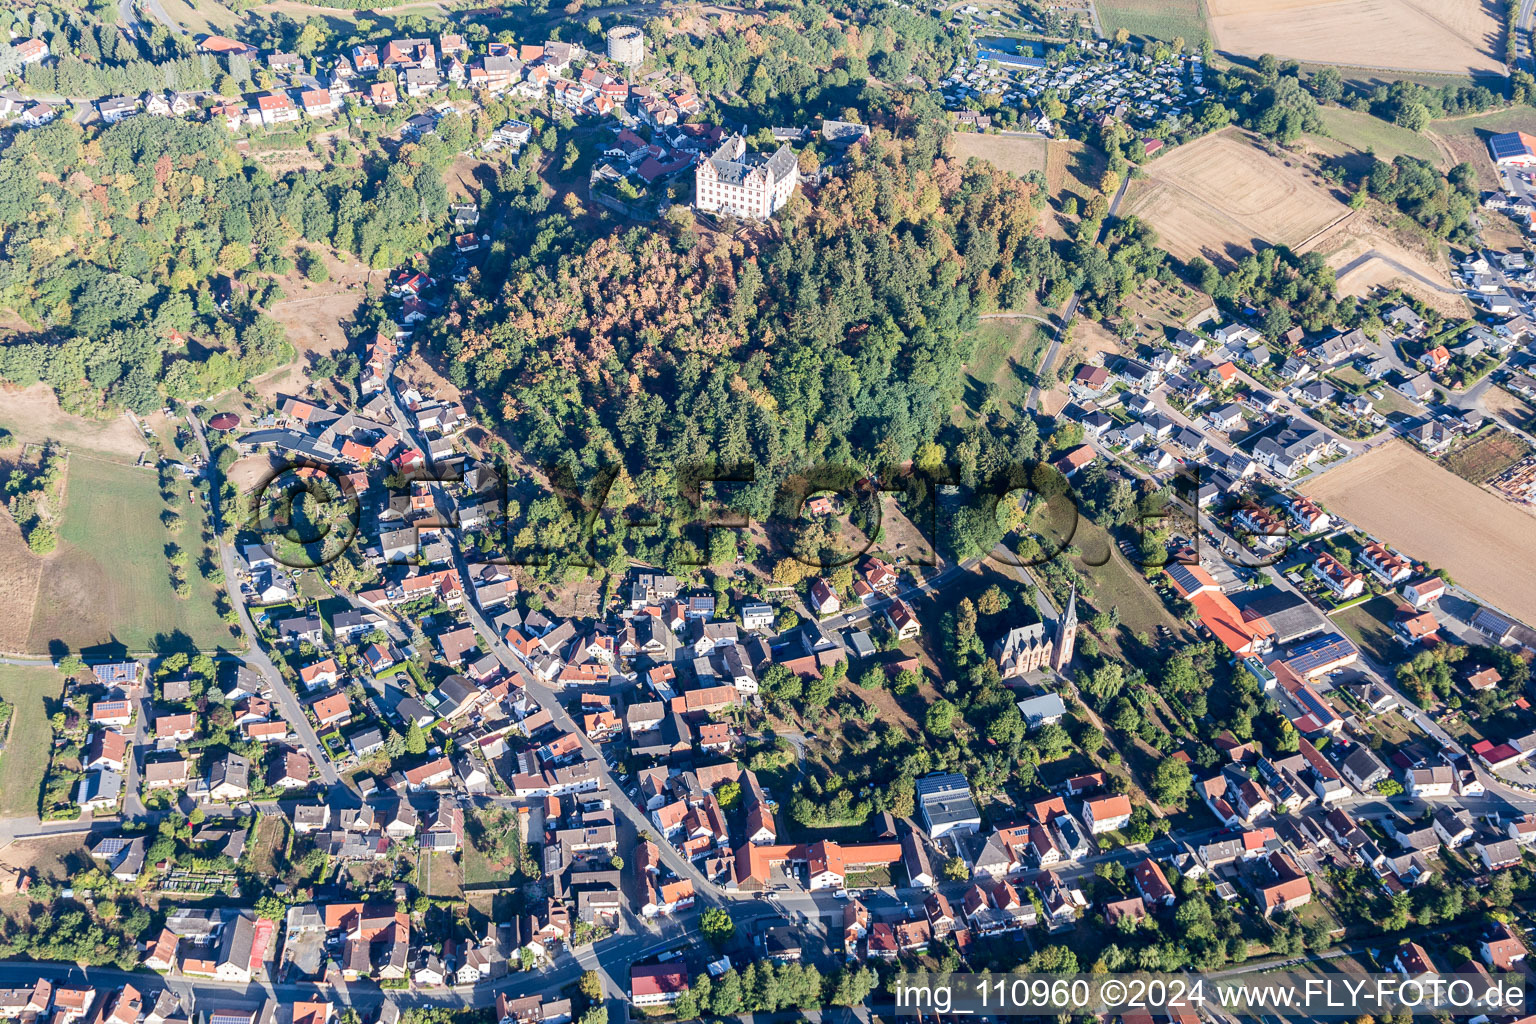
(1119, 130, 1351, 264)
(1206, 0, 1504, 77)
(25, 457, 229, 653)
(1301, 441, 1536, 627)
(0, 666, 66, 816)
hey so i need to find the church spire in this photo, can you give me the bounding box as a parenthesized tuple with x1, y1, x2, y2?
(1051, 584, 1078, 673)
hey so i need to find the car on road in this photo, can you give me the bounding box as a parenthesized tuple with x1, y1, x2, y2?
(834, 889, 849, 900)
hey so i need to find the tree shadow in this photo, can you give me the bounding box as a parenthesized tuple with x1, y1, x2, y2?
(79, 637, 131, 664)
(149, 629, 200, 660)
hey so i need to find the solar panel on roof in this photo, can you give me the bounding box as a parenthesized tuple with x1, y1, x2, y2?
(1296, 687, 1333, 722)
(1491, 133, 1534, 159)
(1290, 632, 1346, 657)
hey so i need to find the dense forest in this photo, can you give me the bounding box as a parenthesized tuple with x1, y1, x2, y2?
(644, 2, 967, 121)
(0, 109, 463, 413)
(425, 119, 1052, 553)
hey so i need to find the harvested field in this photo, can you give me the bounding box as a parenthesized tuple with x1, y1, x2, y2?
(1120, 130, 1351, 265)
(1206, 0, 1505, 77)
(947, 135, 1106, 240)
(1444, 431, 1534, 484)
(28, 456, 231, 653)
(1301, 441, 1536, 626)
(0, 385, 146, 463)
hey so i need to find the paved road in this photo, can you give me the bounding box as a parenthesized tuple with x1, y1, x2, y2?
(1520, 0, 1536, 69)
(0, 889, 854, 1013)
(118, 0, 185, 35)
(1024, 173, 1132, 411)
(121, 696, 150, 820)
(188, 413, 342, 788)
(381, 353, 727, 903)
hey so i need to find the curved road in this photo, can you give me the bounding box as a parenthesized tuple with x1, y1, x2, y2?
(1024, 173, 1133, 411)
(188, 413, 342, 787)
(1333, 249, 1464, 296)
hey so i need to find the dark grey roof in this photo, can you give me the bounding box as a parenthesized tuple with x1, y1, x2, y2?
(1231, 586, 1327, 644)
(218, 913, 259, 970)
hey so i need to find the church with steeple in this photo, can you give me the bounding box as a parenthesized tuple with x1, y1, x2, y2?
(992, 585, 1078, 679)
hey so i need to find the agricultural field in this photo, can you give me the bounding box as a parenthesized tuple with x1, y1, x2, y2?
(25, 457, 230, 654)
(1443, 430, 1534, 484)
(1095, 0, 1209, 44)
(957, 318, 1053, 421)
(947, 135, 1108, 240)
(1309, 107, 1446, 167)
(1045, 139, 1108, 197)
(0, 385, 147, 463)
(1120, 130, 1351, 265)
(1301, 440, 1536, 627)
(0, 666, 66, 817)
(1205, 0, 1504, 77)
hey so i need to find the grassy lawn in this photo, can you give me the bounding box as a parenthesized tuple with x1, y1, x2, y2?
(1328, 367, 1369, 390)
(958, 319, 1052, 422)
(1430, 107, 1536, 141)
(1372, 389, 1420, 418)
(29, 457, 230, 653)
(1328, 595, 1409, 667)
(152, 0, 238, 35)
(0, 666, 66, 816)
(1429, 108, 1536, 190)
(1312, 107, 1444, 165)
(461, 842, 509, 887)
(1070, 519, 1188, 655)
(417, 850, 463, 899)
(1094, 0, 1207, 44)
(249, 814, 289, 877)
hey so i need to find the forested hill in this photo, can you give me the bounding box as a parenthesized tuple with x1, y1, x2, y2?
(424, 129, 1052, 525)
(0, 115, 451, 415)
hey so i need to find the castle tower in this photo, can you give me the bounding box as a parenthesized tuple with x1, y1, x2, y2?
(1050, 584, 1078, 673)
